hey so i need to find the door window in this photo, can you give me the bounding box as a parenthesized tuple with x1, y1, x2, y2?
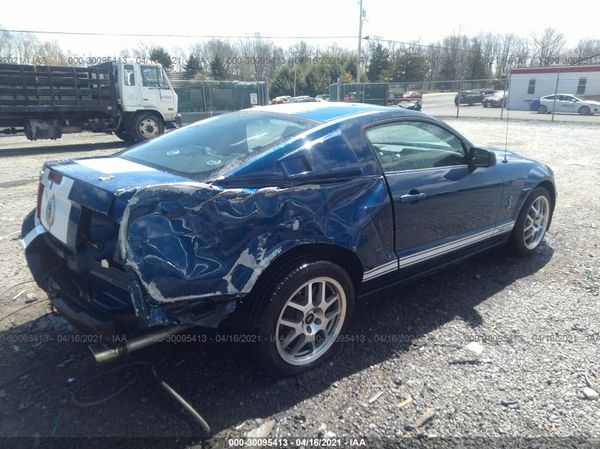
(366, 121, 466, 172)
(141, 65, 169, 88)
(124, 64, 135, 86)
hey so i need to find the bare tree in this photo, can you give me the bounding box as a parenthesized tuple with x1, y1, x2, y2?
(573, 39, 600, 63)
(531, 28, 565, 66)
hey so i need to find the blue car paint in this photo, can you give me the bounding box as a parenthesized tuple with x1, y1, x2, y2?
(21, 103, 555, 336)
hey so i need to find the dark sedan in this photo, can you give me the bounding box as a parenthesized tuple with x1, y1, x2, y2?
(22, 103, 556, 375)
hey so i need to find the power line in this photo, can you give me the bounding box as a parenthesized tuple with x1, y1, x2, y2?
(0, 28, 358, 40)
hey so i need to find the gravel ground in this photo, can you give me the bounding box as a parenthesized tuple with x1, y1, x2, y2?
(0, 119, 599, 449)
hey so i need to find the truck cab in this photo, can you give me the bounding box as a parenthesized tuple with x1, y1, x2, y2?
(114, 61, 180, 141)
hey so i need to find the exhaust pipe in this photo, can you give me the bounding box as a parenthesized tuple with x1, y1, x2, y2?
(89, 326, 189, 363)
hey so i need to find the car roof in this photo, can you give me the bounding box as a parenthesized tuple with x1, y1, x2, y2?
(253, 101, 422, 122)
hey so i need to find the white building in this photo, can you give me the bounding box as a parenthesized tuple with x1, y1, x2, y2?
(508, 65, 600, 110)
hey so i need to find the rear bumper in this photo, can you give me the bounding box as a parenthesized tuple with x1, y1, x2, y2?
(21, 209, 237, 340)
(166, 113, 182, 129)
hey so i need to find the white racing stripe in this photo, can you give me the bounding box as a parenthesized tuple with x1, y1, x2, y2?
(40, 174, 75, 247)
(363, 221, 516, 281)
(76, 158, 156, 174)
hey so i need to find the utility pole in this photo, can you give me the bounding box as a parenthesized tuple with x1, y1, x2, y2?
(357, 0, 364, 84)
(293, 62, 297, 97)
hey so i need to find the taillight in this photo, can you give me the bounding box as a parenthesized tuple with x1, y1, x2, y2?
(36, 182, 44, 218)
(48, 171, 62, 184)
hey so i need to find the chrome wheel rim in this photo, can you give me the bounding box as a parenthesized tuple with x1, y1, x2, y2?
(138, 117, 160, 139)
(275, 277, 346, 366)
(523, 196, 550, 250)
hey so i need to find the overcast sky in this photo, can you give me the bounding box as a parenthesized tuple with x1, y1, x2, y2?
(1, 0, 595, 56)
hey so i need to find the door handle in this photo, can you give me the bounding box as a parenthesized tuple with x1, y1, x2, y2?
(400, 192, 427, 203)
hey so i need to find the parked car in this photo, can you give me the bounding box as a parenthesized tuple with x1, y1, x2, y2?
(315, 94, 330, 102)
(482, 91, 507, 108)
(343, 92, 358, 102)
(270, 96, 291, 105)
(288, 96, 317, 103)
(398, 100, 422, 111)
(536, 94, 600, 115)
(402, 90, 422, 99)
(22, 102, 556, 375)
(454, 90, 486, 106)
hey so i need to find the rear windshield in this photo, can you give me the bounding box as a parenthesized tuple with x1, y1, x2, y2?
(119, 110, 319, 178)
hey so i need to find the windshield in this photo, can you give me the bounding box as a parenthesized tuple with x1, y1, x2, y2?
(119, 110, 319, 178)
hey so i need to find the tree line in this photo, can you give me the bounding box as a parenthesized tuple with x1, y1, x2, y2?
(1, 26, 600, 97)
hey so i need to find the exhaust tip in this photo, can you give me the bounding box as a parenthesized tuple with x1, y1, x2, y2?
(88, 326, 188, 363)
(89, 343, 125, 363)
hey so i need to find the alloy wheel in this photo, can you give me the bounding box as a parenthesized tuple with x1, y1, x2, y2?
(275, 277, 346, 366)
(523, 195, 550, 250)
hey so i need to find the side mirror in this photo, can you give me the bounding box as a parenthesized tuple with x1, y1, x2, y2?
(469, 147, 496, 168)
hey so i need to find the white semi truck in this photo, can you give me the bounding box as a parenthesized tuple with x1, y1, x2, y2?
(0, 61, 180, 142)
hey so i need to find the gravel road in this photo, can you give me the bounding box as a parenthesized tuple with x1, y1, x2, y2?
(0, 119, 598, 449)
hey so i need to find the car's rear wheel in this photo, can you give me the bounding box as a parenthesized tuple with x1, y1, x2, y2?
(578, 106, 591, 116)
(509, 187, 552, 256)
(251, 261, 354, 376)
(537, 105, 547, 114)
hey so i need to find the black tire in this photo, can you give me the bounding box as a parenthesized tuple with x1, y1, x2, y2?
(454, 99, 459, 107)
(483, 102, 488, 108)
(250, 261, 355, 376)
(130, 112, 164, 142)
(578, 106, 591, 116)
(114, 129, 135, 143)
(537, 105, 547, 114)
(509, 186, 553, 257)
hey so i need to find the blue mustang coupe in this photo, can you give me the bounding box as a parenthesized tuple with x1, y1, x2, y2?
(22, 103, 555, 375)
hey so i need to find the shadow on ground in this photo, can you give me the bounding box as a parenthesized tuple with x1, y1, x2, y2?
(0, 140, 125, 158)
(0, 245, 553, 448)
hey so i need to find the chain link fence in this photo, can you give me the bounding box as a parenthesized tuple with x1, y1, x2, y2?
(170, 78, 269, 122)
(328, 68, 600, 123)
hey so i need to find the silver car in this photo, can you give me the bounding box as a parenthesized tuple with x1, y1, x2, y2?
(537, 94, 600, 115)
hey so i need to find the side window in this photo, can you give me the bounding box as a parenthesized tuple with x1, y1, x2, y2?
(159, 68, 171, 89)
(141, 66, 160, 87)
(366, 121, 466, 173)
(577, 77, 587, 95)
(527, 79, 536, 95)
(124, 65, 135, 86)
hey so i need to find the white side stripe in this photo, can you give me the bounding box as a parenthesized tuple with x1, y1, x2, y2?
(363, 221, 515, 281)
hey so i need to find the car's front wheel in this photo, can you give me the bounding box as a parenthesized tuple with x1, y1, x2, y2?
(578, 106, 591, 115)
(251, 261, 355, 376)
(509, 186, 553, 256)
(537, 105, 547, 114)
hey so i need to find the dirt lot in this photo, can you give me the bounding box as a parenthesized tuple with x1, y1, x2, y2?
(0, 119, 599, 449)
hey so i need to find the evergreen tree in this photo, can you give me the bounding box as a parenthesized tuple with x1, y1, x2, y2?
(149, 47, 173, 69)
(210, 54, 229, 80)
